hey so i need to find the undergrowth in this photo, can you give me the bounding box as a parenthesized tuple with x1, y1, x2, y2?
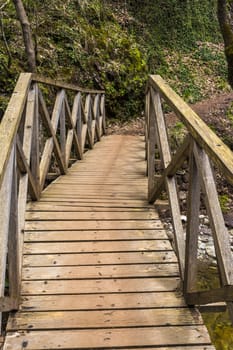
(0, 0, 230, 120)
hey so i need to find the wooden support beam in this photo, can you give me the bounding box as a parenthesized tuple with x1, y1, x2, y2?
(16, 138, 39, 201)
(184, 143, 201, 297)
(38, 89, 67, 177)
(0, 73, 32, 187)
(0, 297, 18, 312)
(187, 285, 233, 305)
(32, 74, 104, 94)
(148, 135, 190, 203)
(8, 152, 20, 309)
(150, 89, 185, 280)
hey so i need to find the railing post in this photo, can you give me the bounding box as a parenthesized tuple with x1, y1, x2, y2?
(184, 140, 201, 299)
(0, 146, 14, 332)
(147, 89, 156, 198)
(145, 89, 150, 165)
(150, 88, 185, 280)
(8, 144, 20, 309)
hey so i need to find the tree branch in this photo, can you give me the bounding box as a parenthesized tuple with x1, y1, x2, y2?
(12, 0, 36, 72)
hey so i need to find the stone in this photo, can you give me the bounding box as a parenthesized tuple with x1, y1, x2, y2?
(224, 211, 233, 228)
(206, 245, 216, 259)
(179, 191, 186, 200)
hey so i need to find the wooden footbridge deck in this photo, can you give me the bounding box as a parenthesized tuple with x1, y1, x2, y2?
(1, 74, 233, 349)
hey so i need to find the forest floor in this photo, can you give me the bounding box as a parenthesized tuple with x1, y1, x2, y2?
(107, 91, 233, 137)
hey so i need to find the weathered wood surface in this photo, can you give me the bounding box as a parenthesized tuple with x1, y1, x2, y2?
(3, 135, 214, 350)
(0, 73, 106, 332)
(147, 74, 233, 322)
(149, 75, 233, 185)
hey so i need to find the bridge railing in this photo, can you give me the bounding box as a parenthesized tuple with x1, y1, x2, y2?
(146, 75, 233, 321)
(0, 73, 106, 323)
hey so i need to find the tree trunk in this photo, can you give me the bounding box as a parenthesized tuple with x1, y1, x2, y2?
(217, 0, 233, 88)
(13, 0, 36, 72)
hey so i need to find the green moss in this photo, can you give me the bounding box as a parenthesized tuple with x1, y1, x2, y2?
(219, 194, 230, 213)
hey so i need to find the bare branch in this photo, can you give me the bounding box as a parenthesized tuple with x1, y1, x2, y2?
(12, 0, 36, 72)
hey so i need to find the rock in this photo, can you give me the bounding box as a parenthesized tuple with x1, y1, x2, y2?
(200, 225, 212, 236)
(206, 246, 216, 259)
(199, 215, 205, 220)
(181, 215, 187, 222)
(224, 211, 233, 228)
(179, 191, 186, 200)
(203, 217, 209, 225)
(199, 242, 206, 250)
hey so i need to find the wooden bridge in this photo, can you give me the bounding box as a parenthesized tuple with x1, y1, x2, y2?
(0, 73, 233, 349)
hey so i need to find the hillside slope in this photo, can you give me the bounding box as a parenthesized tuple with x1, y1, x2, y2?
(0, 0, 230, 119)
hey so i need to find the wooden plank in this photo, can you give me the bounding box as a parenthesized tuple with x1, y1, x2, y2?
(22, 263, 179, 280)
(46, 182, 146, 188)
(149, 74, 233, 185)
(24, 220, 164, 231)
(23, 229, 168, 242)
(23, 240, 172, 254)
(21, 277, 181, 295)
(23, 251, 177, 267)
(25, 211, 159, 221)
(37, 198, 151, 205)
(21, 291, 186, 311)
(40, 193, 146, 200)
(3, 326, 212, 349)
(32, 74, 104, 94)
(43, 188, 146, 195)
(26, 204, 154, 212)
(7, 308, 203, 331)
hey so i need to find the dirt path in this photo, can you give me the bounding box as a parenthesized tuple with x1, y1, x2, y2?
(108, 92, 233, 150)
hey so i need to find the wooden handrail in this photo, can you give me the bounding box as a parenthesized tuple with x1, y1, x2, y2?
(149, 75, 233, 185)
(0, 73, 106, 332)
(32, 74, 105, 94)
(146, 74, 233, 322)
(0, 73, 32, 187)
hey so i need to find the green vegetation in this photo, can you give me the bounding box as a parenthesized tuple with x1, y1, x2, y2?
(219, 194, 231, 213)
(198, 262, 233, 350)
(0, 0, 230, 120)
